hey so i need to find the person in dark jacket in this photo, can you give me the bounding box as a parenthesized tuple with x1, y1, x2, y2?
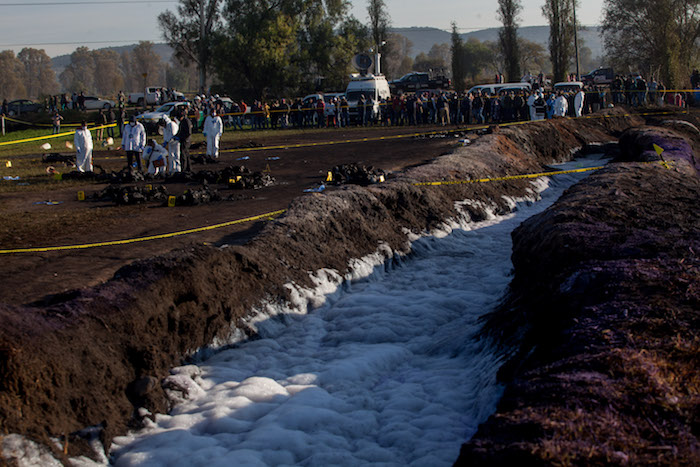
(176, 110, 193, 172)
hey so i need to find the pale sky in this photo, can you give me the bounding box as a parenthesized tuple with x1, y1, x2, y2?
(0, 0, 605, 58)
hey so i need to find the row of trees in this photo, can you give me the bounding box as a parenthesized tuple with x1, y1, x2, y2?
(0, 49, 58, 100)
(3, 0, 697, 101)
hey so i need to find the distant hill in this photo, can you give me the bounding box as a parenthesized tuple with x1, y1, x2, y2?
(390, 25, 604, 60)
(52, 43, 174, 76)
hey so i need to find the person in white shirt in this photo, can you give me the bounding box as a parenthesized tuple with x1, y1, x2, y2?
(203, 109, 223, 159)
(142, 139, 168, 176)
(553, 92, 569, 117)
(574, 89, 586, 117)
(121, 115, 146, 172)
(74, 120, 93, 172)
(526, 92, 537, 121)
(162, 115, 180, 173)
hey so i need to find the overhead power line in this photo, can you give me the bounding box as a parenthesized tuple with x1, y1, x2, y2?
(0, 40, 161, 47)
(0, 1, 176, 6)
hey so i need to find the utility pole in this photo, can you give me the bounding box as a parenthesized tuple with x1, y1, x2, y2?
(199, 0, 206, 93)
(572, 0, 580, 80)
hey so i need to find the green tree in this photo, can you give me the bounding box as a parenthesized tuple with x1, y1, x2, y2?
(451, 23, 467, 92)
(601, 0, 700, 88)
(17, 48, 58, 98)
(215, 0, 300, 98)
(0, 51, 27, 99)
(498, 0, 522, 82)
(158, 0, 222, 92)
(542, 0, 578, 83)
(414, 43, 450, 74)
(464, 39, 496, 82)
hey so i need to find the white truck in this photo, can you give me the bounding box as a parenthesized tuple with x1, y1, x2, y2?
(345, 74, 391, 123)
(128, 87, 184, 106)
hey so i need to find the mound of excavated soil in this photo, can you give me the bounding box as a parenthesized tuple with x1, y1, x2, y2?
(456, 125, 700, 465)
(0, 109, 675, 463)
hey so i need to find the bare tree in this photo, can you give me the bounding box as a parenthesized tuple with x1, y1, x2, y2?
(498, 0, 522, 82)
(367, 0, 390, 57)
(60, 47, 96, 93)
(93, 50, 124, 96)
(0, 51, 27, 99)
(159, 0, 222, 92)
(602, 0, 700, 88)
(17, 48, 58, 98)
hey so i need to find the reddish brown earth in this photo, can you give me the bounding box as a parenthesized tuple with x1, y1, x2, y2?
(0, 109, 697, 464)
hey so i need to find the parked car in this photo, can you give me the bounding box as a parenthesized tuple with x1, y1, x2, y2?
(5, 99, 42, 116)
(581, 67, 614, 86)
(389, 72, 451, 93)
(129, 87, 185, 106)
(82, 96, 116, 110)
(136, 101, 191, 134)
(302, 92, 346, 118)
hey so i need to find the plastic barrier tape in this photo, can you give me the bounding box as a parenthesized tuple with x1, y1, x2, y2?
(0, 209, 286, 254)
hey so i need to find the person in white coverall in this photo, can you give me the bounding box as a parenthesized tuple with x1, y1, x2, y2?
(526, 92, 537, 121)
(121, 115, 146, 172)
(143, 139, 168, 176)
(203, 110, 223, 159)
(553, 92, 569, 117)
(74, 120, 93, 172)
(162, 115, 181, 173)
(574, 89, 586, 117)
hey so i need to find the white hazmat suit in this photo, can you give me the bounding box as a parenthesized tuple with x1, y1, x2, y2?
(143, 142, 168, 176)
(553, 95, 569, 117)
(574, 90, 585, 117)
(163, 115, 181, 173)
(74, 126, 93, 172)
(203, 113, 223, 158)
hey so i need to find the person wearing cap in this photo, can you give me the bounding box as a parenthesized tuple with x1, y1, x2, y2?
(143, 139, 168, 176)
(203, 109, 223, 159)
(162, 114, 180, 173)
(121, 115, 146, 172)
(74, 120, 93, 172)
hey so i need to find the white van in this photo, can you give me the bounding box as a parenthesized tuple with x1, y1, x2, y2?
(553, 81, 584, 93)
(345, 74, 391, 122)
(468, 82, 532, 96)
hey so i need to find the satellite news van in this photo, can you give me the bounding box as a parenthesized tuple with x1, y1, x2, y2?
(345, 53, 391, 123)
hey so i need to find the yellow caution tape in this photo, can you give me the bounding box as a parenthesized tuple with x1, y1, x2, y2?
(0, 209, 286, 254)
(0, 123, 118, 147)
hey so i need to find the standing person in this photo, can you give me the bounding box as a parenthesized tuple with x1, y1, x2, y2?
(118, 90, 125, 110)
(95, 109, 106, 141)
(553, 92, 569, 117)
(176, 110, 193, 172)
(51, 110, 64, 134)
(162, 115, 180, 173)
(121, 115, 146, 172)
(74, 120, 93, 172)
(527, 91, 537, 121)
(106, 107, 116, 139)
(574, 88, 586, 117)
(78, 92, 86, 111)
(118, 107, 126, 138)
(203, 109, 223, 159)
